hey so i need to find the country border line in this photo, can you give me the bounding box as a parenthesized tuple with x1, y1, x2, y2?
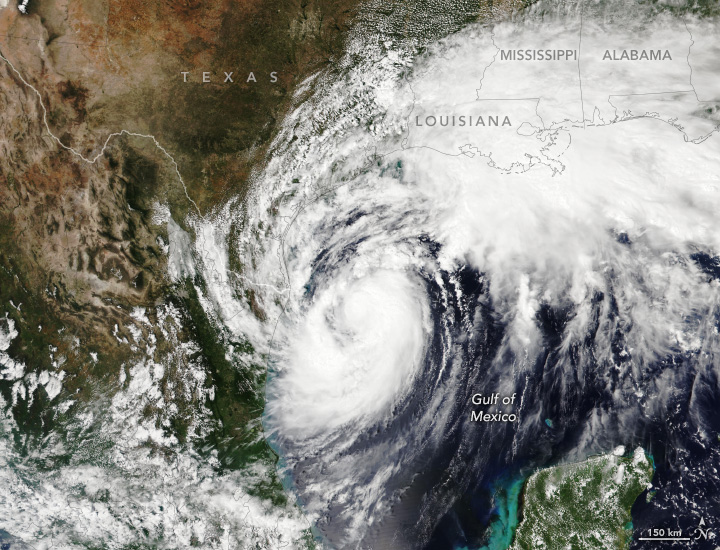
(0, 49, 201, 216)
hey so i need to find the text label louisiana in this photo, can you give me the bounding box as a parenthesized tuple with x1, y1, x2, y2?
(415, 115, 512, 127)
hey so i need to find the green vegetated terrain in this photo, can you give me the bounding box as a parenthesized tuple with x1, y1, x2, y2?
(510, 447, 653, 550)
(1, 0, 362, 526)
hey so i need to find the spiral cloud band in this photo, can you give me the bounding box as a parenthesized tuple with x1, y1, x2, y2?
(273, 268, 430, 437)
(196, 1, 720, 546)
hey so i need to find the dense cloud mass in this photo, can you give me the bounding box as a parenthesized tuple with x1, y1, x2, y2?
(3, 0, 720, 548)
(196, 0, 720, 547)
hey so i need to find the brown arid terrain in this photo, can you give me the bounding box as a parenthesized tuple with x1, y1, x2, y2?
(0, 0, 530, 545)
(0, 9, 367, 538)
(0, 0, 531, 430)
(0, 0, 358, 434)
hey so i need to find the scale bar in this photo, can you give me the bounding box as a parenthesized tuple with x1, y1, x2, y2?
(638, 538, 691, 541)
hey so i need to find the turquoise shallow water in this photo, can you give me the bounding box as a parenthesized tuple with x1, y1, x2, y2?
(455, 450, 656, 550)
(455, 476, 526, 550)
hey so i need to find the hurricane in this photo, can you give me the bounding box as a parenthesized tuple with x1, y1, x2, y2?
(195, 0, 720, 547)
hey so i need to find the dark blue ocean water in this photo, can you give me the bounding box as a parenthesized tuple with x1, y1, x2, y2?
(268, 208, 720, 550)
